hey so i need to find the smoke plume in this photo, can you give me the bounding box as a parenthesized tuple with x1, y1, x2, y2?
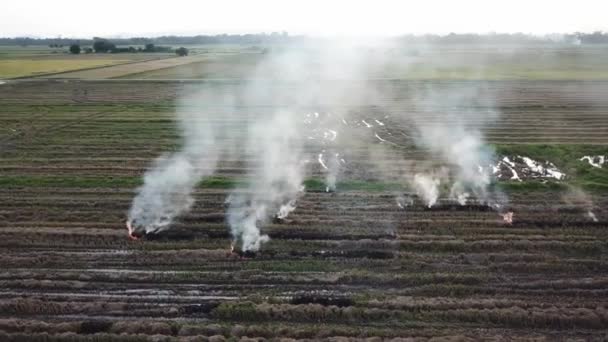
(127, 95, 221, 236)
(127, 39, 515, 246)
(412, 171, 443, 207)
(563, 186, 599, 222)
(227, 110, 305, 251)
(405, 84, 505, 209)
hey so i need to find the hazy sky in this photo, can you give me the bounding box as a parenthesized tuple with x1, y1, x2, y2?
(2, 0, 607, 38)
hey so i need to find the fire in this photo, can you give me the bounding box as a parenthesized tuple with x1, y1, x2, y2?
(501, 211, 514, 224)
(586, 211, 598, 222)
(126, 221, 139, 240)
(228, 242, 242, 258)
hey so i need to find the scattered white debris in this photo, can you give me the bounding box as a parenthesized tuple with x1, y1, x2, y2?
(509, 168, 521, 181)
(324, 129, 337, 141)
(580, 155, 605, 168)
(341, 118, 348, 125)
(374, 119, 385, 126)
(492, 158, 521, 181)
(318, 153, 328, 170)
(546, 169, 565, 180)
(374, 133, 387, 142)
(314, 112, 319, 118)
(521, 156, 565, 180)
(361, 120, 373, 128)
(502, 156, 515, 167)
(521, 156, 543, 173)
(493, 155, 565, 181)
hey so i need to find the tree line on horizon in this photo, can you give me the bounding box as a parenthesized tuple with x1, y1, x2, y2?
(65, 40, 189, 56)
(2, 32, 608, 46)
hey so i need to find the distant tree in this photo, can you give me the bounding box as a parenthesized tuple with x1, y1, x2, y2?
(110, 47, 136, 53)
(69, 44, 81, 54)
(579, 31, 608, 44)
(84, 47, 93, 54)
(144, 43, 155, 52)
(93, 39, 115, 53)
(175, 47, 188, 56)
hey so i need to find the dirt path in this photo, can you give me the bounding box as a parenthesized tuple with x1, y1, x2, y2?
(41, 55, 210, 79)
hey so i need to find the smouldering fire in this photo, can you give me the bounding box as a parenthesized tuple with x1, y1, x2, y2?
(501, 211, 514, 224)
(586, 210, 598, 222)
(228, 241, 257, 259)
(126, 220, 139, 240)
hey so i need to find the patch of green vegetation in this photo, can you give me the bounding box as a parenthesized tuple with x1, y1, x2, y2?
(495, 180, 567, 192)
(494, 144, 608, 191)
(242, 259, 341, 273)
(0, 175, 141, 188)
(199, 176, 242, 188)
(494, 144, 606, 164)
(2, 172, 600, 194)
(0, 58, 132, 78)
(304, 179, 403, 192)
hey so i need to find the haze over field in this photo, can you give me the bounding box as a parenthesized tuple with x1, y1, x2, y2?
(1, 2, 608, 341)
(2, 0, 607, 37)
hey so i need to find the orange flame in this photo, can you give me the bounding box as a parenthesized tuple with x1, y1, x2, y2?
(126, 221, 139, 240)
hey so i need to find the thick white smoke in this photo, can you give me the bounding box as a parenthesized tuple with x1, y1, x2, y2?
(127, 39, 514, 244)
(324, 152, 341, 192)
(128, 154, 202, 234)
(127, 88, 224, 236)
(417, 128, 491, 203)
(227, 110, 305, 251)
(412, 172, 441, 207)
(407, 85, 505, 209)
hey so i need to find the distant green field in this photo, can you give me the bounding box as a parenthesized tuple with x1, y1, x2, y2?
(0, 58, 134, 78)
(0, 45, 172, 78)
(4, 44, 608, 80)
(0, 45, 61, 58)
(120, 44, 608, 80)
